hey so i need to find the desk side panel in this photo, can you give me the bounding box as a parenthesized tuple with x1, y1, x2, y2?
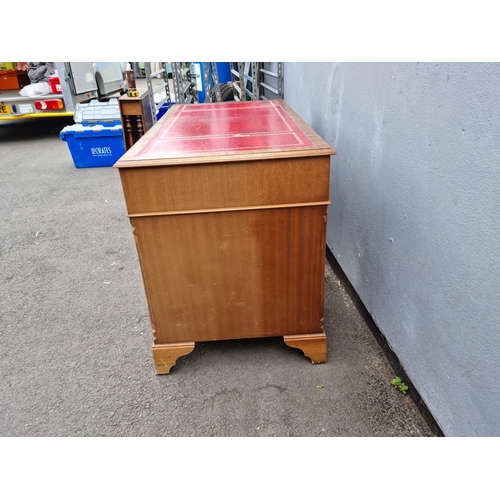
(131, 206, 327, 344)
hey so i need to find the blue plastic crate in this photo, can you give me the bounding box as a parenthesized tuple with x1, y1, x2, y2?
(157, 102, 169, 120)
(155, 94, 175, 120)
(60, 123, 126, 168)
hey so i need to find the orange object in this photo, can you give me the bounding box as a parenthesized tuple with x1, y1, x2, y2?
(0, 70, 30, 90)
(34, 99, 64, 110)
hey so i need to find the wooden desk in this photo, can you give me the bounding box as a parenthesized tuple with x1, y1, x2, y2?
(114, 100, 336, 374)
(118, 91, 154, 150)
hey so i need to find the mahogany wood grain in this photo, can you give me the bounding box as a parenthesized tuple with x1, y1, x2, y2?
(130, 206, 327, 344)
(284, 332, 327, 364)
(119, 156, 330, 215)
(115, 99, 336, 373)
(118, 91, 154, 150)
(152, 343, 195, 374)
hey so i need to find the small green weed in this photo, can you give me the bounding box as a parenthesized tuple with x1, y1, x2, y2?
(391, 376, 409, 395)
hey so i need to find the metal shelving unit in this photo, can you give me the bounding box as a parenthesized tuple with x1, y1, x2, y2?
(258, 63, 283, 100)
(171, 63, 197, 104)
(141, 62, 283, 114)
(143, 62, 172, 125)
(229, 62, 246, 101)
(202, 62, 222, 103)
(229, 63, 283, 101)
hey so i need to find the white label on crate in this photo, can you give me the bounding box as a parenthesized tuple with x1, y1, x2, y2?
(91, 146, 112, 156)
(19, 104, 34, 113)
(56, 84, 62, 92)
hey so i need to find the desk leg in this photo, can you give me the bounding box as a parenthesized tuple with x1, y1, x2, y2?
(152, 342, 195, 374)
(283, 332, 327, 364)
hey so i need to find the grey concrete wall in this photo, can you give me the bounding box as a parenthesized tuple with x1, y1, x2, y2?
(283, 62, 500, 436)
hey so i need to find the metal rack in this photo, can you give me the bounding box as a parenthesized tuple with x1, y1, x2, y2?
(229, 63, 283, 101)
(202, 62, 223, 103)
(143, 62, 172, 125)
(171, 63, 198, 104)
(258, 63, 283, 100)
(141, 62, 283, 117)
(141, 62, 198, 125)
(229, 62, 257, 100)
(228, 63, 246, 101)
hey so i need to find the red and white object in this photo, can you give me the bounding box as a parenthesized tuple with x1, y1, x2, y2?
(48, 75, 62, 94)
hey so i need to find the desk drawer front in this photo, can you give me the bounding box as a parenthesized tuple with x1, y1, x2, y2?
(119, 156, 330, 216)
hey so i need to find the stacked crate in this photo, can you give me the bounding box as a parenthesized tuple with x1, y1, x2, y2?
(60, 99, 126, 168)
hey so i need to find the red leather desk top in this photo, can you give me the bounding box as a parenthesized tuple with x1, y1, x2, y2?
(115, 99, 336, 168)
(135, 100, 314, 159)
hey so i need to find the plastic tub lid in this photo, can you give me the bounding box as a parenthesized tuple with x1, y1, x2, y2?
(74, 98, 121, 124)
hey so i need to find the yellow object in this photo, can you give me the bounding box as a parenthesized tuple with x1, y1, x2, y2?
(0, 112, 74, 121)
(127, 89, 139, 97)
(0, 62, 17, 70)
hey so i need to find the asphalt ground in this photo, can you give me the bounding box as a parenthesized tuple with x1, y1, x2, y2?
(0, 115, 437, 438)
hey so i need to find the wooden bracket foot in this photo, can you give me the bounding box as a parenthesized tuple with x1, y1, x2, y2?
(152, 342, 195, 374)
(283, 333, 327, 364)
